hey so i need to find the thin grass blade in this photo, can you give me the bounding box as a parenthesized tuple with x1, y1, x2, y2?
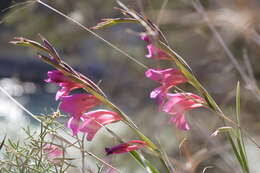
(236, 81, 249, 173)
(0, 134, 7, 150)
(130, 151, 160, 173)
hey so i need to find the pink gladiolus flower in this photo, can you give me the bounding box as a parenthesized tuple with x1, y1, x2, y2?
(45, 70, 81, 100)
(43, 144, 63, 162)
(67, 116, 81, 136)
(162, 93, 204, 130)
(79, 109, 122, 141)
(145, 44, 171, 60)
(140, 34, 151, 43)
(145, 68, 187, 100)
(105, 140, 147, 155)
(60, 94, 101, 135)
(141, 34, 171, 60)
(60, 94, 101, 116)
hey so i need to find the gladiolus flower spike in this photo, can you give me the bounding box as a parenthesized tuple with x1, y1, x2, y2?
(105, 140, 147, 155)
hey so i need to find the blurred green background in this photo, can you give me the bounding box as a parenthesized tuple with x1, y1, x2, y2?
(0, 0, 260, 172)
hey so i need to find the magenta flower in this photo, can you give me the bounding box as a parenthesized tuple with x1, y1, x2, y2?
(60, 94, 101, 135)
(162, 93, 204, 130)
(141, 34, 171, 60)
(145, 68, 187, 100)
(45, 70, 81, 100)
(145, 44, 171, 60)
(79, 109, 122, 141)
(140, 33, 152, 43)
(67, 117, 81, 136)
(105, 140, 147, 155)
(43, 144, 63, 162)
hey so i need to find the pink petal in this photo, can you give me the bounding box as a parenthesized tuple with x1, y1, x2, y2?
(150, 87, 164, 99)
(145, 44, 171, 60)
(45, 70, 81, 99)
(169, 113, 190, 131)
(43, 144, 63, 159)
(60, 94, 101, 117)
(140, 33, 151, 43)
(162, 93, 204, 130)
(146, 68, 187, 84)
(56, 87, 70, 100)
(80, 119, 102, 141)
(162, 93, 204, 114)
(82, 109, 122, 124)
(79, 110, 122, 141)
(146, 68, 187, 100)
(45, 70, 70, 83)
(67, 117, 80, 136)
(105, 140, 146, 155)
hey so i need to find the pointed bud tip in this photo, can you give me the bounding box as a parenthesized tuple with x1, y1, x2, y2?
(105, 147, 112, 155)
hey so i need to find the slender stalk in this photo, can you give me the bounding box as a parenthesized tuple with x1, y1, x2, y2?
(82, 134, 85, 173)
(76, 134, 86, 173)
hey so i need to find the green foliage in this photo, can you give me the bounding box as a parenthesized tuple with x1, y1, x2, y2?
(233, 82, 249, 173)
(0, 116, 74, 173)
(91, 18, 137, 30)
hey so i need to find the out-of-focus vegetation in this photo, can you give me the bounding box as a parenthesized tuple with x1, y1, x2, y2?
(0, 0, 260, 172)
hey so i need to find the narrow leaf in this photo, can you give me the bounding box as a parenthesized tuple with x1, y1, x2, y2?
(92, 18, 137, 30)
(130, 151, 159, 173)
(236, 81, 241, 126)
(228, 135, 244, 169)
(0, 134, 7, 150)
(211, 126, 233, 137)
(10, 37, 48, 53)
(235, 81, 249, 173)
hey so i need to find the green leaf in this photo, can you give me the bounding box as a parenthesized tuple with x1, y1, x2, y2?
(236, 81, 241, 127)
(92, 18, 137, 30)
(211, 126, 233, 137)
(0, 134, 7, 150)
(130, 151, 160, 173)
(235, 81, 249, 173)
(156, 139, 173, 173)
(10, 37, 48, 53)
(228, 135, 244, 169)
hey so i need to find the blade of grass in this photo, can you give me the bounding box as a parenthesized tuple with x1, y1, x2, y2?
(0, 134, 7, 150)
(236, 81, 249, 173)
(130, 151, 160, 173)
(227, 134, 244, 170)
